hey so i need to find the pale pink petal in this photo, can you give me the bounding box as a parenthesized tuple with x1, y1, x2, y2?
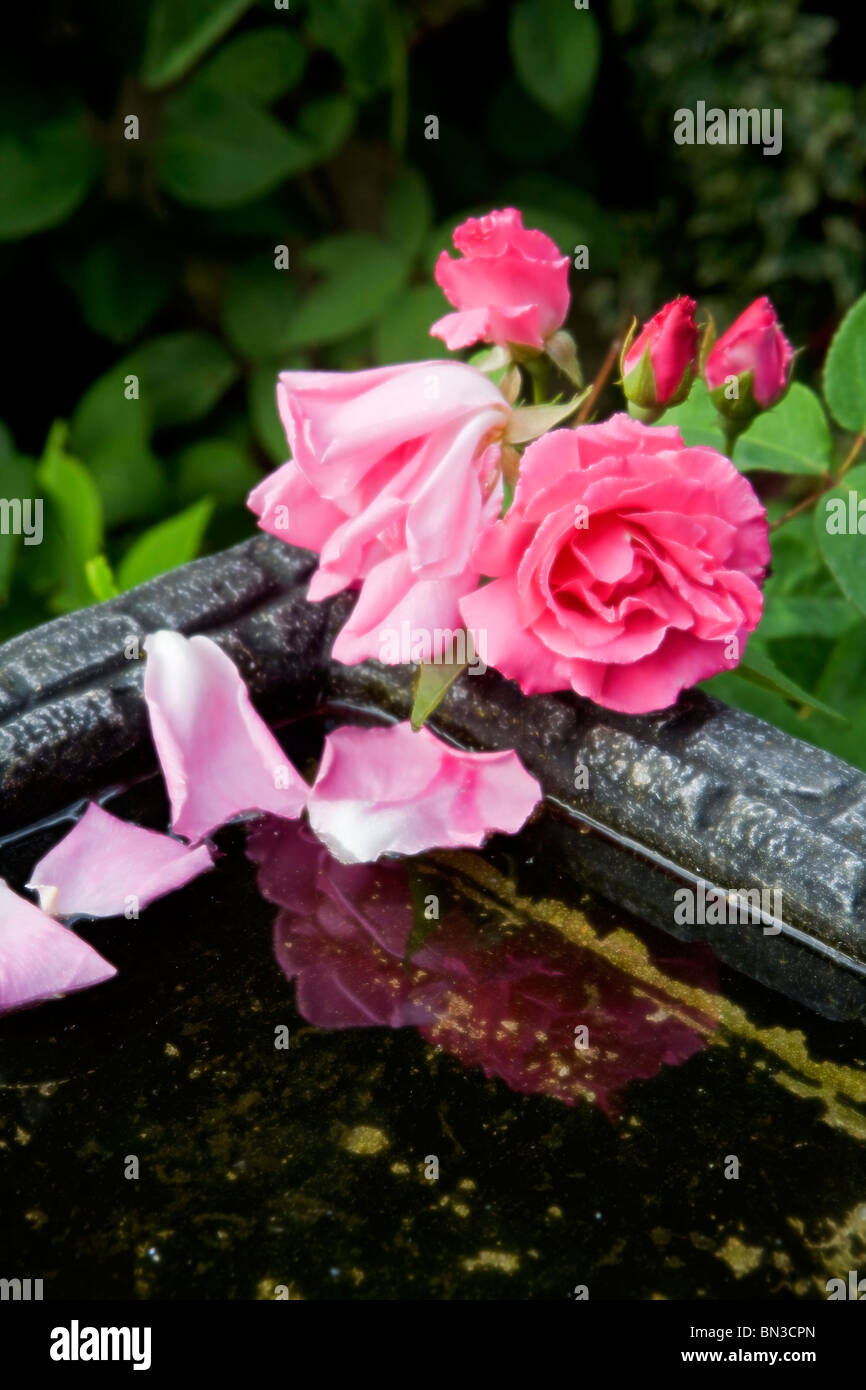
(27, 803, 214, 919)
(0, 879, 116, 1013)
(429, 307, 492, 350)
(247, 458, 345, 552)
(144, 631, 308, 843)
(307, 722, 541, 864)
(329, 552, 476, 667)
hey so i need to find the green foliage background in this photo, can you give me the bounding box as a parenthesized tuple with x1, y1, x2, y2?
(1, 0, 865, 764)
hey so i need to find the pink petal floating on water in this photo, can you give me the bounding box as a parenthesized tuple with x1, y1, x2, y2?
(27, 802, 214, 919)
(306, 721, 542, 864)
(0, 879, 116, 1013)
(144, 631, 309, 843)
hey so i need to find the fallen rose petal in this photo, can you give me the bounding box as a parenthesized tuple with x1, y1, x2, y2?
(144, 631, 309, 843)
(306, 721, 541, 864)
(0, 879, 116, 1013)
(27, 802, 214, 919)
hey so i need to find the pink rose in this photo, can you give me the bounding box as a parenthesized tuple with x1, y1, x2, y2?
(460, 415, 769, 714)
(431, 208, 570, 352)
(705, 296, 793, 410)
(306, 721, 541, 863)
(247, 361, 510, 664)
(622, 296, 698, 409)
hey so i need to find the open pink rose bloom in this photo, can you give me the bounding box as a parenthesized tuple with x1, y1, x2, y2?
(461, 415, 769, 713)
(248, 360, 509, 663)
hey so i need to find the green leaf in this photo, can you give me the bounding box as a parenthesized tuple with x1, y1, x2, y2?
(86, 424, 168, 528)
(305, 0, 394, 98)
(815, 462, 866, 618)
(85, 555, 120, 602)
(509, 0, 600, 126)
(765, 511, 827, 598)
(196, 27, 306, 101)
(175, 439, 260, 510)
(488, 80, 575, 168)
(733, 383, 831, 476)
(0, 109, 101, 241)
(411, 656, 469, 731)
(69, 376, 167, 526)
(283, 234, 410, 349)
(60, 235, 177, 343)
(117, 497, 215, 591)
(823, 291, 866, 433)
(159, 85, 355, 208)
(660, 378, 726, 452)
(372, 285, 452, 364)
(0, 450, 37, 602)
(737, 643, 846, 722)
(804, 628, 866, 771)
(404, 865, 441, 964)
(222, 255, 298, 360)
(158, 84, 308, 209)
(758, 596, 859, 642)
(506, 394, 588, 444)
(141, 0, 254, 89)
(71, 367, 153, 458)
(36, 423, 103, 613)
(135, 333, 239, 430)
(296, 95, 356, 167)
(249, 361, 293, 462)
(545, 331, 584, 388)
(73, 332, 237, 444)
(385, 166, 433, 259)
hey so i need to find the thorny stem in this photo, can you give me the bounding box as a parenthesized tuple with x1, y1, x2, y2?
(576, 334, 622, 424)
(770, 431, 865, 532)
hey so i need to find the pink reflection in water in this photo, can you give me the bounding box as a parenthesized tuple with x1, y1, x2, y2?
(248, 818, 719, 1118)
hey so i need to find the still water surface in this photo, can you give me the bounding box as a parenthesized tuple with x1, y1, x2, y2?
(1, 725, 864, 1300)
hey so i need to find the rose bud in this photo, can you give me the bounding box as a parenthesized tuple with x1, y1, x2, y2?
(705, 296, 793, 422)
(431, 208, 570, 353)
(621, 296, 699, 412)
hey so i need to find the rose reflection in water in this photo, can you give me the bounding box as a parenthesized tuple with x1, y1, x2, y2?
(247, 819, 720, 1119)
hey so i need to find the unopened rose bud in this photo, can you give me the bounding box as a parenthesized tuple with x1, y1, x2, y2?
(704, 296, 793, 421)
(431, 208, 570, 353)
(621, 296, 698, 412)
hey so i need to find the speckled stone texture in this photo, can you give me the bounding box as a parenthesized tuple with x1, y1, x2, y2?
(1, 532, 865, 1018)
